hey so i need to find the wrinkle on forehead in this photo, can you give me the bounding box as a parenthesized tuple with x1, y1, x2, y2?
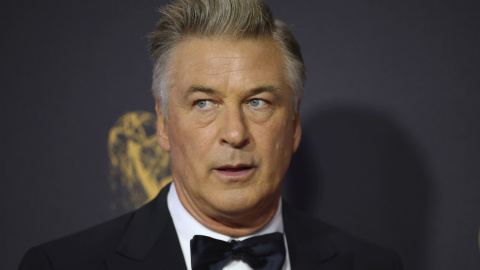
(176, 37, 280, 68)
(171, 38, 287, 97)
(191, 55, 276, 76)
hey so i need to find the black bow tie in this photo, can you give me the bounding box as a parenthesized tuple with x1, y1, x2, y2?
(190, 232, 286, 270)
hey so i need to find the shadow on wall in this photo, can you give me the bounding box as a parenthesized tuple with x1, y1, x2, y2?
(283, 105, 431, 270)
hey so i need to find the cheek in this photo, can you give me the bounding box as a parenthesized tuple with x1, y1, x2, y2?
(254, 122, 294, 168)
(265, 119, 294, 145)
(168, 119, 215, 164)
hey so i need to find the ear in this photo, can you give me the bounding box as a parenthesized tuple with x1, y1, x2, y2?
(292, 98, 302, 153)
(292, 111, 302, 153)
(155, 99, 171, 152)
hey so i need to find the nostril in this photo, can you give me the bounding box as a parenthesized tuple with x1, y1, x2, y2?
(222, 134, 249, 148)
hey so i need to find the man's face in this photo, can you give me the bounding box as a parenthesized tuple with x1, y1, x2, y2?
(156, 37, 301, 224)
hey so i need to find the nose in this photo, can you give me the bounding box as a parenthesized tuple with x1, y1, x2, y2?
(220, 106, 250, 148)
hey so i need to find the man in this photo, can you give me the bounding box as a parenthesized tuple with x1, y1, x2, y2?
(19, 0, 402, 269)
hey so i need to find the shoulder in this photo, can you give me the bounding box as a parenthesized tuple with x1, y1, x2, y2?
(19, 187, 173, 270)
(283, 203, 402, 269)
(317, 219, 402, 269)
(19, 211, 134, 270)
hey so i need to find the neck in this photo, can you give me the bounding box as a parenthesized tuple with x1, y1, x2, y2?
(174, 182, 280, 238)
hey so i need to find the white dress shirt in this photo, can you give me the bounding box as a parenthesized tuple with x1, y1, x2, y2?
(167, 183, 291, 270)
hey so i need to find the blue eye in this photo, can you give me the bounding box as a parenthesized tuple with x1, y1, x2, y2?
(196, 100, 213, 109)
(249, 99, 265, 108)
(197, 100, 207, 108)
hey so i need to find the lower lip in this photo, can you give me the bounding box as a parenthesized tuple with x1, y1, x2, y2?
(213, 167, 256, 180)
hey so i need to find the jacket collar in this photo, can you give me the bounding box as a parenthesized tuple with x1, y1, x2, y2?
(283, 202, 354, 269)
(111, 184, 187, 269)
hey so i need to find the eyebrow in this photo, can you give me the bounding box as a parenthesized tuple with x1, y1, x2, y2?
(183, 85, 282, 100)
(184, 86, 216, 99)
(247, 85, 282, 97)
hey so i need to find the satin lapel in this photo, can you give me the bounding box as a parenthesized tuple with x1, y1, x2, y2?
(283, 202, 354, 270)
(104, 184, 187, 270)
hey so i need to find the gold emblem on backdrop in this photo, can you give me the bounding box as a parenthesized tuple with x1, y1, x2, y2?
(108, 111, 172, 211)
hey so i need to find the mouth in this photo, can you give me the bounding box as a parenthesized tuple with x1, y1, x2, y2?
(213, 164, 256, 179)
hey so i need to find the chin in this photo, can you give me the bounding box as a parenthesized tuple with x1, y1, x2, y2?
(209, 192, 268, 214)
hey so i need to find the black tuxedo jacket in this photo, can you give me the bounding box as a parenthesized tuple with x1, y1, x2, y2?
(19, 185, 402, 269)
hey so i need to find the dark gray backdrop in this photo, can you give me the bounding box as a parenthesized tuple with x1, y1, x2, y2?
(2, 1, 479, 269)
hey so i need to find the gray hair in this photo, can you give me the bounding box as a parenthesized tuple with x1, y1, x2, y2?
(148, 0, 306, 119)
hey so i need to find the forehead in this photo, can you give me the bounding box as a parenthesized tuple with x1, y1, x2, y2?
(170, 37, 288, 93)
